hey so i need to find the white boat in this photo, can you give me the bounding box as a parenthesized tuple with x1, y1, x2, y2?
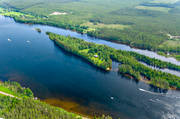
(26, 40, 31, 43)
(110, 97, 114, 100)
(8, 38, 12, 42)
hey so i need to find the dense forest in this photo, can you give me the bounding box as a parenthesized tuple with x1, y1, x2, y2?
(117, 50, 180, 71)
(47, 32, 180, 89)
(47, 32, 113, 70)
(0, 81, 112, 119)
(0, 0, 179, 60)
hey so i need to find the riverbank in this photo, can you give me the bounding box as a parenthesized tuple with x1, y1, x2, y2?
(47, 32, 180, 90)
(0, 7, 179, 61)
(0, 81, 112, 119)
(158, 51, 180, 61)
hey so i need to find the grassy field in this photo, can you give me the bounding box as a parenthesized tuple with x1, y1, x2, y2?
(135, 6, 171, 12)
(175, 55, 180, 60)
(0, 0, 180, 57)
(0, 81, 33, 98)
(80, 22, 130, 33)
(159, 40, 180, 48)
(0, 85, 15, 96)
(150, 0, 179, 4)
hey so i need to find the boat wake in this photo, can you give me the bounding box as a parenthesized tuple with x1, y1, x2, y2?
(138, 88, 163, 95)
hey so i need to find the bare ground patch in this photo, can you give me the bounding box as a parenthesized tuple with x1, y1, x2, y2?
(50, 12, 67, 15)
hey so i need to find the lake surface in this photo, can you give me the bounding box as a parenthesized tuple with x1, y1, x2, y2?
(0, 15, 180, 119)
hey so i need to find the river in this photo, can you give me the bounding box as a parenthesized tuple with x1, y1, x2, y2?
(0, 15, 180, 119)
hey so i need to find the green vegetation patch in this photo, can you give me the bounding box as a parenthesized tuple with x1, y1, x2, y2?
(159, 40, 180, 50)
(150, 0, 179, 4)
(0, 7, 35, 19)
(123, 51, 180, 71)
(81, 22, 130, 33)
(0, 7, 4, 12)
(118, 64, 141, 80)
(151, 78, 169, 89)
(111, 51, 180, 89)
(47, 32, 180, 89)
(135, 5, 171, 13)
(0, 95, 82, 119)
(157, 51, 180, 61)
(0, 81, 112, 119)
(0, 85, 15, 96)
(0, 81, 33, 98)
(47, 32, 112, 70)
(175, 55, 180, 61)
(0, 81, 80, 118)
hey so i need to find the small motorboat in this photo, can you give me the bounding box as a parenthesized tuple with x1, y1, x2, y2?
(8, 38, 12, 42)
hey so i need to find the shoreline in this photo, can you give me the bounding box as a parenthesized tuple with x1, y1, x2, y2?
(120, 73, 176, 91)
(0, 12, 179, 62)
(121, 73, 177, 91)
(47, 32, 180, 90)
(19, 19, 180, 61)
(0, 82, 91, 119)
(0, 13, 179, 65)
(0, 81, 92, 119)
(42, 98, 93, 119)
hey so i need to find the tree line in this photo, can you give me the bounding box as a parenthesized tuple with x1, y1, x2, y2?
(47, 32, 180, 89)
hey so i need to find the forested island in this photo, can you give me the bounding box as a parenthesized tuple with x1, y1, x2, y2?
(0, 0, 179, 60)
(0, 81, 111, 119)
(120, 51, 180, 71)
(47, 32, 180, 90)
